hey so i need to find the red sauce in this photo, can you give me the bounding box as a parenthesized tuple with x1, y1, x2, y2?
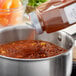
(0, 40, 67, 59)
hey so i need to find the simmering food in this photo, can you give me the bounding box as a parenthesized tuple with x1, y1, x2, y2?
(0, 40, 67, 59)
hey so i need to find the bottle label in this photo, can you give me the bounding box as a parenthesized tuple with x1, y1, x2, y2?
(64, 3, 76, 24)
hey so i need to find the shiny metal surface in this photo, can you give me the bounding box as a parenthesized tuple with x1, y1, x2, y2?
(0, 25, 74, 76)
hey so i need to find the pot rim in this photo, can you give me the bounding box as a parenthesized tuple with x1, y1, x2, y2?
(0, 29, 74, 62)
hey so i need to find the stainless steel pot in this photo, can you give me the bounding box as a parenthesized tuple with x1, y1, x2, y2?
(0, 25, 74, 76)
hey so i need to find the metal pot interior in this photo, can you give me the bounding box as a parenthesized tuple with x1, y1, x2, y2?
(37, 31, 74, 50)
(0, 25, 74, 58)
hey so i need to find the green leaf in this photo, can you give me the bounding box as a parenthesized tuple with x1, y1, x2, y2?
(28, 0, 48, 7)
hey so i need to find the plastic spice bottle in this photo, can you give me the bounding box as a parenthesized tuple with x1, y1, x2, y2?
(29, 0, 76, 33)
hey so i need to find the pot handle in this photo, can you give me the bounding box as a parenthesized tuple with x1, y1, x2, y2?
(71, 33, 76, 40)
(71, 33, 76, 65)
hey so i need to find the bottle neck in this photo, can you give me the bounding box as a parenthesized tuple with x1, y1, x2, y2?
(29, 12, 43, 34)
(35, 9, 45, 31)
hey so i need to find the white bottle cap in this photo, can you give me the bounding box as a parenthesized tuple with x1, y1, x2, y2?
(29, 12, 43, 34)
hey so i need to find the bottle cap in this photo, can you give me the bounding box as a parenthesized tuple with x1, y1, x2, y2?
(29, 12, 43, 34)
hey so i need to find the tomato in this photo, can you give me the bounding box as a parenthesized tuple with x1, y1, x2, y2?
(0, 0, 22, 26)
(9, 0, 23, 25)
(2, 0, 12, 9)
(0, 0, 12, 26)
(0, 13, 11, 26)
(9, 11, 23, 25)
(11, 0, 22, 8)
(0, 0, 6, 8)
(0, 17, 8, 26)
